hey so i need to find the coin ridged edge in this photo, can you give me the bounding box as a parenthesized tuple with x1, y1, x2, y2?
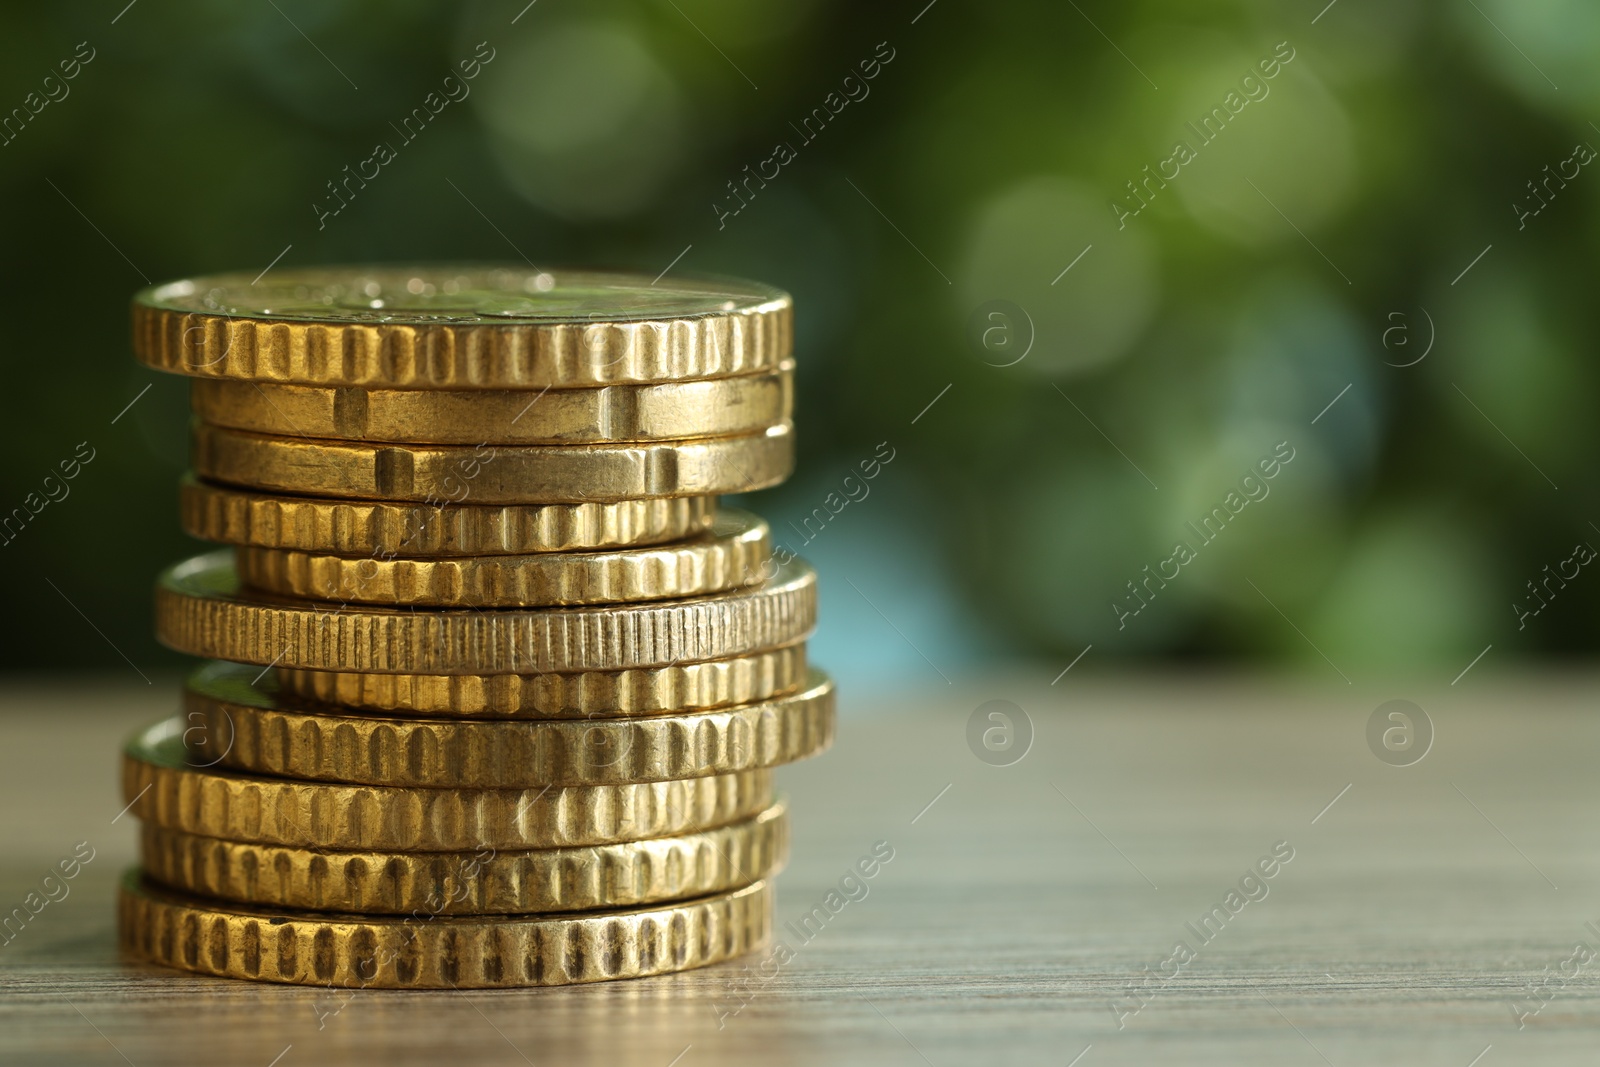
(139, 802, 788, 914)
(125, 718, 774, 850)
(155, 552, 817, 673)
(270, 643, 809, 718)
(231, 510, 771, 608)
(118, 869, 773, 987)
(189, 671, 835, 787)
(179, 475, 719, 555)
(131, 300, 792, 388)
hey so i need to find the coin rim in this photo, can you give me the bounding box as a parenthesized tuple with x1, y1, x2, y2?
(186, 669, 836, 787)
(154, 550, 817, 673)
(131, 266, 792, 389)
(231, 508, 771, 608)
(191, 421, 794, 503)
(189, 363, 794, 444)
(138, 800, 788, 914)
(118, 867, 774, 988)
(124, 716, 775, 849)
(267, 641, 809, 718)
(178, 474, 719, 555)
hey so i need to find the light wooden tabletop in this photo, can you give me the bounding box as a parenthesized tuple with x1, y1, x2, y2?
(3, 669, 1599, 1065)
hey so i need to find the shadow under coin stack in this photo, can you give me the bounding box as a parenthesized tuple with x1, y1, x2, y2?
(117, 266, 834, 989)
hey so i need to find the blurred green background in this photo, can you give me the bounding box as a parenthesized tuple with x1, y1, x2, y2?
(1, 0, 1595, 683)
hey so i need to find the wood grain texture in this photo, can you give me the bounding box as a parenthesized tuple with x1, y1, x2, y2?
(5, 671, 1600, 1064)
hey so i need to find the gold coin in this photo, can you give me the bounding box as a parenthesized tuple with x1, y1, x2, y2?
(124, 717, 773, 850)
(191, 365, 793, 444)
(232, 509, 770, 608)
(155, 551, 817, 673)
(180, 474, 718, 555)
(119, 869, 773, 988)
(192, 421, 793, 503)
(186, 666, 835, 787)
(273, 643, 808, 718)
(132, 266, 791, 388)
(139, 801, 787, 914)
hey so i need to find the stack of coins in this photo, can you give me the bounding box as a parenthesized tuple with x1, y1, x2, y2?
(117, 266, 834, 989)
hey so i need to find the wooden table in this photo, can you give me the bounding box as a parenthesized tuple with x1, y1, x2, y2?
(4, 670, 1598, 1065)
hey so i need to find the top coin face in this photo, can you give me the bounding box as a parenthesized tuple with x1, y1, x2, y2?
(142, 266, 782, 324)
(131, 265, 792, 388)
